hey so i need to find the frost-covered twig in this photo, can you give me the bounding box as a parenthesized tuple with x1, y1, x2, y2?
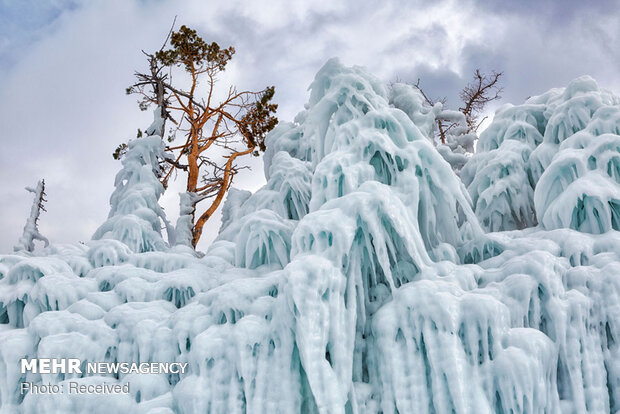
(14, 179, 49, 252)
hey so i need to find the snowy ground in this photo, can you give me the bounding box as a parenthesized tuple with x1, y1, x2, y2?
(1, 59, 619, 413)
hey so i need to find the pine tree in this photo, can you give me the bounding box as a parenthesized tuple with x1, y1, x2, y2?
(120, 24, 278, 248)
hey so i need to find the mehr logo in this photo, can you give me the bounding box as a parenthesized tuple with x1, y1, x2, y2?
(21, 358, 81, 374)
(20, 358, 189, 375)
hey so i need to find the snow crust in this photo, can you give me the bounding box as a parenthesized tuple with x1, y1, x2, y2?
(1, 61, 619, 413)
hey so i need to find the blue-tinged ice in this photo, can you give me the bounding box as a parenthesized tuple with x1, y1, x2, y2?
(1, 60, 619, 414)
(464, 75, 620, 234)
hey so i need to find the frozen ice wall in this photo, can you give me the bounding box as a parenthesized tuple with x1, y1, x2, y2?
(0, 61, 619, 414)
(463, 76, 620, 233)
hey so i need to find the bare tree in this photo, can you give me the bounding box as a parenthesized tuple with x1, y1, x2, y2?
(413, 79, 451, 144)
(119, 24, 278, 248)
(459, 69, 503, 133)
(413, 69, 503, 144)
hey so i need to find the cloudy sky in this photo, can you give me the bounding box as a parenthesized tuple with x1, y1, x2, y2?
(1, 0, 619, 253)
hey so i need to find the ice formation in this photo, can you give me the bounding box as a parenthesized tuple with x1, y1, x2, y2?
(14, 180, 49, 253)
(1, 60, 619, 414)
(462, 76, 620, 233)
(92, 129, 172, 253)
(389, 83, 476, 173)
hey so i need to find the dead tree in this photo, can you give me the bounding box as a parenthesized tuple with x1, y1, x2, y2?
(459, 69, 503, 133)
(414, 69, 503, 144)
(14, 179, 49, 252)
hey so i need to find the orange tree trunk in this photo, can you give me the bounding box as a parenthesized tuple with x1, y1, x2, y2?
(191, 146, 254, 247)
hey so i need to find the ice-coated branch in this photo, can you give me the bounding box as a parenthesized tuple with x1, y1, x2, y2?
(14, 179, 49, 252)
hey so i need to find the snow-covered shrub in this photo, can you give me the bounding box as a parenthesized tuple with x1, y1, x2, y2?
(92, 132, 171, 253)
(464, 75, 620, 233)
